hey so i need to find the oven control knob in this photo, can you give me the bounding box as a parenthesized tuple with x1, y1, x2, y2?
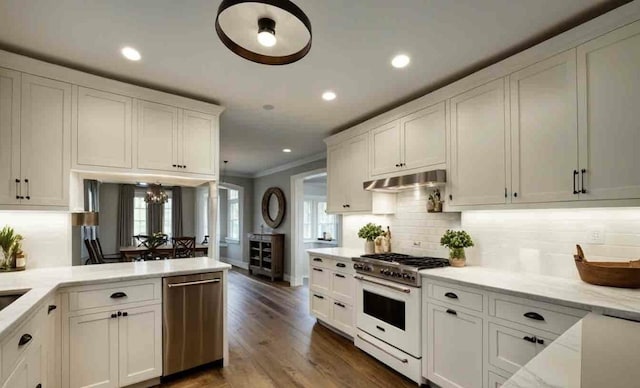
(402, 273, 409, 279)
(383, 270, 390, 276)
(411, 276, 416, 281)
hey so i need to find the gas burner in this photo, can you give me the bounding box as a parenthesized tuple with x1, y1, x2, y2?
(353, 253, 449, 287)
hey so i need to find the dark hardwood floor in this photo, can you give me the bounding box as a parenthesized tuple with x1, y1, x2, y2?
(159, 268, 417, 388)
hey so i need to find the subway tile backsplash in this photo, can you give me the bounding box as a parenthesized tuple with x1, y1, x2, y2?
(343, 188, 640, 280)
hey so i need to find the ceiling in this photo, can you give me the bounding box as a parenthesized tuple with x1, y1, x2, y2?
(0, 0, 620, 175)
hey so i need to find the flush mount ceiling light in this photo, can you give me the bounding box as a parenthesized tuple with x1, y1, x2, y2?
(215, 0, 312, 65)
(391, 54, 411, 68)
(121, 46, 141, 61)
(322, 91, 336, 101)
(282, 148, 292, 153)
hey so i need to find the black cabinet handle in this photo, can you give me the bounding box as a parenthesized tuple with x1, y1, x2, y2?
(18, 334, 32, 346)
(334, 302, 345, 308)
(449, 194, 453, 201)
(345, 204, 350, 208)
(183, 165, 187, 169)
(25, 178, 30, 200)
(111, 313, 117, 319)
(444, 292, 458, 299)
(446, 309, 457, 316)
(36, 384, 42, 388)
(313, 258, 322, 262)
(313, 294, 324, 299)
(48, 305, 57, 314)
(110, 292, 127, 299)
(537, 338, 545, 345)
(395, 163, 400, 167)
(335, 273, 345, 278)
(573, 170, 579, 194)
(376, 325, 386, 332)
(523, 336, 537, 343)
(15, 178, 20, 200)
(122, 312, 128, 317)
(313, 268, 323, 272)
(336, 263, 346, 268)
(505, 187, 507, 198)
(524, 311, 545, 321)
(581, 169, 587, 194)
(172, 164, 177, 167)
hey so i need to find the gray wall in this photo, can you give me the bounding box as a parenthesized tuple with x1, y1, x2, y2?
(252, 159, 327, 277)
(220, 175, 254, 263)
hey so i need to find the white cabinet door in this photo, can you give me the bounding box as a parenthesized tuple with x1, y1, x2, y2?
(488, 322, 553, 374)
(326, 144, 347, 213)
(69, 312, 118, 388)
(20, 74, 71, 207)
(332, 271, 355, 306)
(345, 133, 371, 212)
(488, 371, 508, 388)
(310, 266, 331, 293)
(137, 100, 178, 172)
(181, 109, 217, 175)
(76, 87, 132, 169)
(449, 78, 508, 206)
(2, 339, 42, 388)
(401, 102, 446, 170)
(118, 304, 162, 387)
(510, 50, 578, 203)
(46, 297, 61, 388)
(577, 20, 640, 200)
(0, 68, 21, 205)
(370, 120, 401, 176)
(310, 293, 331, 322)
(427, 303, 483, 388)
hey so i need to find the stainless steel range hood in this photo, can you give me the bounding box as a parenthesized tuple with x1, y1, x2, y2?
(363, 170, 446, 192)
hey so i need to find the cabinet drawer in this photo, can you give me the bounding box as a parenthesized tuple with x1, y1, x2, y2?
(331, 272, 354, 305)
(488, 371, 508, 388)
(1, 302, 47, 381)
(309, 255, 335, 270)
(310, 266, 331, 293)
(332, 300, 354, 336)
(310, 293, 331, 322)
(67, 279, 161, 312)
(490, 295, 586, 335)
(429, 282, 484, 313)
(489, 322, 554, 374)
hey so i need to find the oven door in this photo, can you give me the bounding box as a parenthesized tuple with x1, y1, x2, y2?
(355, 274, 421, 358)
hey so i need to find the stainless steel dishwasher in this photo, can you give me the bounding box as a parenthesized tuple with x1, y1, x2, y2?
(162, 272, 224, 376)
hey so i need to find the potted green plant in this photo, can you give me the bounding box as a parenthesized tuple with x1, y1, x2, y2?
(358, 223, 384, 254)
(0, 226, 23, 271)
(440, 229, 474, 267)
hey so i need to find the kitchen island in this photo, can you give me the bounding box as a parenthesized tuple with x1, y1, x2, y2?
(0, 258, 231, 388)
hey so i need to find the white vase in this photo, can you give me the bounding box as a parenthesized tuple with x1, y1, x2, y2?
(364, 240, 375, 254)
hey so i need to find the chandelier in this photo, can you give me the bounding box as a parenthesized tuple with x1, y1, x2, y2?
(144, 184, 169, 204)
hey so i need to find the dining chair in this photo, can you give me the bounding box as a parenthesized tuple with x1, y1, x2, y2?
(84, 239, 99, 265)
(133, 234, 150, 248)
(201, 235, 209, 245)
(96, 238, 122, 262)
(172, 237, 196, 258)
(90, 240, 121, 264)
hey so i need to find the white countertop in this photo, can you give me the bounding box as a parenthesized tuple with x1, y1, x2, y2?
(306, 247, 365, 260)
(504, 313, 640, 388)
(0, 258, 231, 340)
(419, 266, 640, 319)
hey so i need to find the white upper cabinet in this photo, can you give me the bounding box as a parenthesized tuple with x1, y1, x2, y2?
(136, 100, 179, 172)
(449, 78, 509, 206)
(20, 74, 71, 207)
(370, 102, 446, 177)
(370, 120, 401, 176)
(327, 133, 371, 213)
(401, 102, 446, 171)
(577, 20, 640, 200)
(510, 50, 578, 203)
(180, 109, 218, 176)
(76, 87, 132, 169)
(0, 68, 20, 205)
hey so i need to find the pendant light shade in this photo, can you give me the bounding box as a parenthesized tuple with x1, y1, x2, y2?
(215, 0, 312, 65)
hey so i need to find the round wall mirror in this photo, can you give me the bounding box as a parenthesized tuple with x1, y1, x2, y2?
(261, 187, 286, 229)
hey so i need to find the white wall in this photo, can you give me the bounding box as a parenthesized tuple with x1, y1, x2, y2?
(341, 188, 640, 280)
(0, 211, 71, 268)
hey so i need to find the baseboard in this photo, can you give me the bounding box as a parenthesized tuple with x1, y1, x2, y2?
(220, 257, 249, 270)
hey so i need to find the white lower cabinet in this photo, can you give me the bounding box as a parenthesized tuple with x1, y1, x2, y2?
(488, 371, 508, 388)
(2, 337, 42, 388)
(62, 279, 163, 388)
(308, 254, 355, 337)
(426, 303, 483, 388)
(488, 323, 554, 374)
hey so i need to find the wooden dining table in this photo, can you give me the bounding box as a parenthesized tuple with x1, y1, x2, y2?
(119, 244, 209, 261)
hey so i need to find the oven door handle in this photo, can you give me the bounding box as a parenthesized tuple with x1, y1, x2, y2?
(357, 334, 408, 364)
(354, 275, 411, 294)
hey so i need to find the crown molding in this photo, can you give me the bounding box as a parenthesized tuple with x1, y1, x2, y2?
(253, 152, 326, 178)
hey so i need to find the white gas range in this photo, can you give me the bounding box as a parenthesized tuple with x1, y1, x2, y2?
(352, 253, 449, 384)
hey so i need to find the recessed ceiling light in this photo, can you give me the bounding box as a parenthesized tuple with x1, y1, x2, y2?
(121, 46, 141, 61)
(322, 91, 336, 101)
(263, 104, 275, 111)
(391, 54, 410, 68)
(283, 148, 292, 153)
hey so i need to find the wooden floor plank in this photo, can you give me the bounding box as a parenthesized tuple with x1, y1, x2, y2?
(160, 269, 417, 388)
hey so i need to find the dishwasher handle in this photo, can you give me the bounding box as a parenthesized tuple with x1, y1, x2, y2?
(167, 278, 221, 288)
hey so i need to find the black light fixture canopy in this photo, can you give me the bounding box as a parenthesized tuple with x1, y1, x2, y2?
(215, 0, 312, 65)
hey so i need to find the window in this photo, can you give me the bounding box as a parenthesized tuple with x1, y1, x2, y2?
(133, 189, 172, 237)
(303, 198, 337, 241)
(227, 189, 240, 241)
